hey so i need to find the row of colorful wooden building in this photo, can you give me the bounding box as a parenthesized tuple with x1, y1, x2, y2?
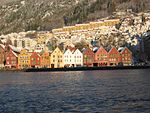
(0, 44, 132, 69)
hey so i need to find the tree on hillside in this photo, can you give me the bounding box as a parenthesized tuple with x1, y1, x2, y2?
(75, 41, 89, 51)
(130, 0, 146, 12)
(107, 0, 116, 14)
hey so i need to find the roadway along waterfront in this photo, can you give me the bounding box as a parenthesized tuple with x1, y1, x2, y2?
(0, 69, 150, 113)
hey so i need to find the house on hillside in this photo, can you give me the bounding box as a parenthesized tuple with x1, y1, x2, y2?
(34, 44, 48, 53)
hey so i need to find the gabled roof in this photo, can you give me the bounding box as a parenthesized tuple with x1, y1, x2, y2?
(9, 45, 21, 53)
(41, 51, 50, 56)
(52, 47, 63, 54)
(120, 47, 132, 54)
(64, 48, 73, 54)
(82, 48, 94, 54)
(12, 51, 18, 57)
(108, 46, 119, 54)
(65, 46, 76, 53)
(96, 46, 108, 54)
(31, 52, 41, 57)
(72, 48, 82, 54)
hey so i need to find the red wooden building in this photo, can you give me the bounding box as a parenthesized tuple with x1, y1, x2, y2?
(30, 52, 41, 68)
(108, 47, 121, 66)
(120, 47, 132, 66)
(95, 46, 108, 66)
(83, 48, 94, 67)
(0, 44, 5, 68)
(5, 50, 18, 68)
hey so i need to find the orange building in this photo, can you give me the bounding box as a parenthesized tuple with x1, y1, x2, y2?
(41, 51, 51, 68)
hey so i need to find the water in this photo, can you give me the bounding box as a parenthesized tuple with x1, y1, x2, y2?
(0, 69, 150, 113)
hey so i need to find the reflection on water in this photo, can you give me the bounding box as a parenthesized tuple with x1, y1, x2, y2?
(0, 69, 150, 113)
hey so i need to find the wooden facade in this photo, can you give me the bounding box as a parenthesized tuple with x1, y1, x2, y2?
(5, 50, 18, 68)
(83, 48, 94, 67)
(30, 52, 41, 68)
(0, 44, 5, 68)
(50, 47, 64, 68)
(41, 51, 51, 68)
(95, 47, 108, 66)
(120, 47, 132, 66)
(18, 49, 31, 69)
(108, 47, 121, 66)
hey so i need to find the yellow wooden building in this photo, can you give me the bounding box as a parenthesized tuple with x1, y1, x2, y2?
(18, 49, 31, 69)
(50, 47, 64, 68)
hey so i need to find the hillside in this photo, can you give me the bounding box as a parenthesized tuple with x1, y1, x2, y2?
(0, 0, 149, 35)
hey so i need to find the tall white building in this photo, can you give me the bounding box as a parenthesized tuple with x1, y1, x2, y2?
(64, 48, 83, 67)
(73, 49, 83, 67)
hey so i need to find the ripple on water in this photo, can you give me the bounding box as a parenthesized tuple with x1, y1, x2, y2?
(0, 70, 150, 113)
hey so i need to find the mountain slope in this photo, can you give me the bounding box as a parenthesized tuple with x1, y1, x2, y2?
(0, 0, 149, 35)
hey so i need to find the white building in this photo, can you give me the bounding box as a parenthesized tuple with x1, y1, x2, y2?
(64, 48, 75, 67)
(64, 48, 83, 67)
(73, 49, 83, 67)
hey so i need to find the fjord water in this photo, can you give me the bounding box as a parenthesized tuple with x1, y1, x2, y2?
(0, 69, 150, 113)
